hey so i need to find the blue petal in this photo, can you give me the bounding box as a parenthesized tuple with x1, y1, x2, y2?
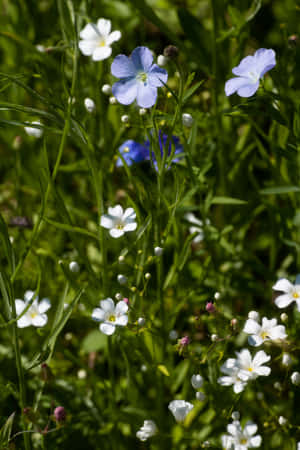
(136, 83, 157, 108)
(225, 76, 251, 96)
(131, 46, 153, 72)
(111, 55, 136, 78)
(232, 56, 255, 76)
(254, 48, 276, 78)
(116, 140, 148, 167)
(237, 81, 259, 97)
(112, 78, 138, 105)
(148, 65, 168, 87)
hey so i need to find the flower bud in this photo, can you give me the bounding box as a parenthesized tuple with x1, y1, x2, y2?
(138, 317, 146, 326)
(206, 302, 215, 313)
(231, 411, 240, 420)
(69, 261, 80, 273)
(211, 334, 218, 342)
(139, 108, 147, 116)
(77, 369, 87, 379)
(41, 363, 53, 382)
(109, 96, 117, 105)
(115, 293, 123, 301)
(118, 255, 125, 263)
(145, 273, 151, 280)
(54, 406, 66, 422)
(282, 353, 292, 367)
(101, 84, 111, 95)
(230, 318, 238, 328)
(163, 45, 179, 59)
(191, 374, 203, 389)
(214, 291, 221, 300)
(182, 113, 194, 128)
(123, 297, 129, 305)
(291, 371, 300, 385)
(203, 441, 210, 448)
(179, 335, 190, 347)
(117, 274, 127, 285)
(84, 98, 95, 113)
(280, 313, 288, 322)
(169, 330, 178, 341)
(121, 114, 129, 123)
(196, 391, 206, 401)
(154, 246, 163, 256)
(278, 416, 287, 426)
(157, 54, 169, 66)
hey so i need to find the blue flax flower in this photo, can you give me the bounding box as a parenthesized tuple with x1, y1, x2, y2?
(111, 46, 168, 108)
(225, 48, 276, 98)
(116, 132, 183, 170)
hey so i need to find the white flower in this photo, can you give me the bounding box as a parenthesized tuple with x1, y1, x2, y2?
(69, 261, 80, 273)
(92, 298, 128, 335)
(24, 120, 43, 138)
(157, 54, 168, 66)
(136, 420, 157, 441)
(168, 400, 194, 423)
(278, 416, 287, 426)
(100, 205, 137, 238)
(184, 212, 210, 243)
(79, 18, 121, 61)
(15, 291, 51, 328)
(273, 277, 300, 311)
(191, 374, 203, 389)
(101, 84, 112, 95)
(218, 358, 247, 394)
(248, 310, 259, 321)
(84, 98, 95, 112)
(297, 442, 300, 450)
(221, 420, 262, 449)
(291, 371, 300, 385)
(236, 349, 271, 381)
(243, 317, 287, 346)
(282, 353, 292, 366)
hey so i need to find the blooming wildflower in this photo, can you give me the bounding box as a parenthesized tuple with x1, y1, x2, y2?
(225, 48, 276, 97)
(136, 420, 157, 441)
(221, 419, 262, 449)
(116, 140, 148, 167)
(191, 374, 203, 389)
(79, 18, 121, 61)
(92, 298, 128, 335)
(184, 213, 210, 244)
(100, 205, 137, 238)
(15, 291, 51, 328)
(218, 358, 247, 394)
(243, 316, 287, 346)
(111, 46, 168, 108)
(84, 98, 95, 113)
(273, 277, 300, 311)
(24, 120, 43, 138)
(168, 400, 194, 423)
(144, 131, 183, 170)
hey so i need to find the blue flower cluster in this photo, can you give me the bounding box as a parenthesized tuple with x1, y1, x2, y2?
(116, 132, 183, 170)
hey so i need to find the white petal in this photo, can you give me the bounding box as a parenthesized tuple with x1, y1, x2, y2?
(32, 314, 48, 327)
(275, 293, 294, 308)
(218, 376, 235, 386)
(255, 366, 271, 376)
(248, 335, 263, 346)
(100, 298, 115, 312)
(92, 307, 105, 322)
(24, 290, 35, 301)
(106, 30, 121, 45)
(253, 350, 270, 366)
(109, 228, 124, 238)
(15, 299, 26, 315)
(100, 215, 114, 229)
(244, 421, 257, 437)
(17, 315, 31, 328)
(80, 23, 99, 40)
(123, 222, 137, 232)
(97, 18, 111, 36)
(233, 381, 246, 393)
(243, 319, 261, 335)
(122, 208, 136, 220)
(115, 301, 128, 315)
(92, 46, 112, 61)
(268, 325, 287, 340)
(108, 205, 123, 217)
(115, 315, 128, 326)
(79, 39, 97, 56)
(38, 298, 51, 314)
(100, 322, 115, 335)
(249, 435, 262, 447)
(272, 278, 294, 293)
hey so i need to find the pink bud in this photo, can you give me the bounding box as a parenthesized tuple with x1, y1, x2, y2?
(179, 335, 190, 347)
(54, 406, 66, 422)
(206, 302, 216, 313)
(123, 298, 129, 305)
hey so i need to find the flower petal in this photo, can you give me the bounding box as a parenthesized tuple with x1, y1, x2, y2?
(115, 301, 129, 315)
(136, 84, 157, 108)
(148, 65, 168, 87)
(92, 46, 112, 61)
(275, 293, 295, 308)
(112, 78, 138, 105)
(92, 307, 105, 322)
(108, 205, 123, 217)
(115, 315, 128, 326)
(232, 55, 255, 76)
(38, 298, 51, 314)
(244, 421, 257, 437)
(110, 228, 124, 238)
(32, 314, 48, 327)
(123, 222, 137, 232)
(243, 319, 261, 335)
(100, 215, 114, 229)
(249, 435, 262, 447)
(100, 322, 115, 335)
(122, 207, 136, 220)
(97, 18, 111, 36)
(106, 30, 121, 45)
(100, 298, 115, 312)
(272, 278, 293, 293)
(225, 76, 251, 96)
(131, 46, 153, 71)
(15, 299, 26, 315)
(17, 315, 31, 328)
(248, 335, 263, 347)
(111, 55, 136, 78)
(79, 39, 97, 56)
(254, 48, 276, 77)
(237, 81, 260, 97)
(79, 23, 99, 40)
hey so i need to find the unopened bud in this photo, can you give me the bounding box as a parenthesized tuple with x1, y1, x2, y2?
(54, 406, 66, 422)
(211, 334, 218, 342)
(206, 302, 216, 313)
(231, 411, 240, 420)
(280, 313, 288, 322)
(179, 335, 190, 347)
(282, 353, 292, 367)
(154, 246, 163, 256)
(138, 317, 145, 326)
(278, 416, 287, 426)
(101, 84, 111, 95)
(203, 441, 210, 448)
(248, 311, 259, 321)
(145, 273, 151, 280)
(109, 96, 117, 105)
(196, 391, 206, 401)
(121, 114, 129, 123)
(139, 108, 147, 116)
(118, 255, 125, 263)
(123, 297, 129, 305)
(84, 98, 95, 113)
(191, 374, 203, 389)
(182, 113, 194, 128)
(117, 274, 127, 285)
(69, 261, 80, 273)
(41, 363, 53, 382)
(157, 54, 169, 66)
(291, 371, 300, 385)
(115, 293, 123, 301)
(169, 330, 178, 341)
(214, 292, 221, 300)
(163, 45, 179, 59)
(231, 318, 238, 328)
(288, 34, 299, 47)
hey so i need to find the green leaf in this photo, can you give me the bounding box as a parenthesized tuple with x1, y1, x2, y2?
(0, 214, 15, 274)
(182, 80, 204, 104)
(157, 364, 170, 377)
(211, 196, 247, 205)
(0, 412, 15, 445)
(260, 186, 300, 195)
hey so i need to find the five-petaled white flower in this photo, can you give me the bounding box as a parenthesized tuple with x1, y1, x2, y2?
(221, 419, 262, 449)
(168, 400, 194, 423)
(136, 420, 157, 441)
(273, 277, 300, 311)
(100, 205, 137, 238)
(218, 358, 248, 394)
(15, 290, 51, 328)
(92, 298, 128, 335)
(243, 316, 287, 347)
(79, 18, 121, 61)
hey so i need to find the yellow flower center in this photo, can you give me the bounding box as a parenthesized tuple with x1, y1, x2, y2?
(116, 223, 124, 230)
(293, 291, 299, 299)
(108, 314, 116, 322)
(98, 39, 106, 47)
(123, 146, 130, 153)
(137, 72, 148, 83)
(261, 331, 269, 340)
(240, 438, 248, 444)
(30, 311, 38, 319)
(248, 367, 253, 372)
